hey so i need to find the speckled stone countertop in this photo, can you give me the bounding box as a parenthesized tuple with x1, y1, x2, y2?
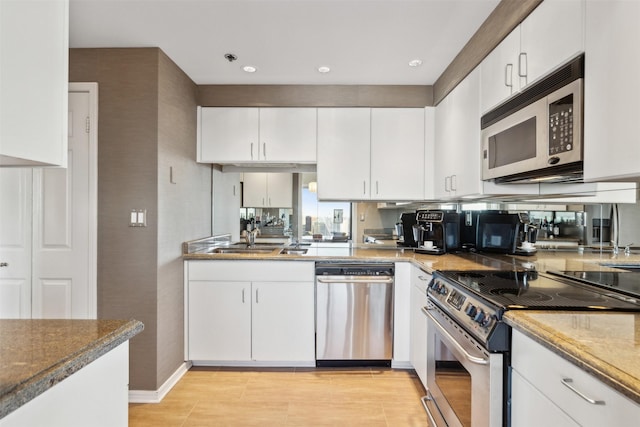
(0, 319, 144, 419)
(182, 237, 640, 274)
(504, 311, 640, 404)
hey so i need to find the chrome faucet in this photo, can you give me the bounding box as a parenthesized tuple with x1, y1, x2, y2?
(624, 243, 634, 256)
(242, 228, 260, 247)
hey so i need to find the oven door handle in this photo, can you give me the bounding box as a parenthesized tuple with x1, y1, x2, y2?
(422, 307, 489, 366)
(420, 395, 442, 427)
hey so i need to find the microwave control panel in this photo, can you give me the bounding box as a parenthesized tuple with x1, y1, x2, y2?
(548, 94, 574, 155)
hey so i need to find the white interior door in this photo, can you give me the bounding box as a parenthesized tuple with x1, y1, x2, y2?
(0, 169, 33, 318)
(31, 85, 97, 319)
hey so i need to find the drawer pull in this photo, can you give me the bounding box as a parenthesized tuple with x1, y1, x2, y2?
(561, 378, 605, 405)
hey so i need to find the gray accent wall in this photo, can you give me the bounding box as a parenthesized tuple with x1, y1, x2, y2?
(69, 48, 211, 391)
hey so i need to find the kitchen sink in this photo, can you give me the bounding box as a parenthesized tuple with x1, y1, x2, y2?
(279, 248, 308, 255)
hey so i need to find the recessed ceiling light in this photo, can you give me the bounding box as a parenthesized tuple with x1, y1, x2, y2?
(408, 59, 423, 67)
(243, 65, 257, 73)
(318, 66, 331, 74)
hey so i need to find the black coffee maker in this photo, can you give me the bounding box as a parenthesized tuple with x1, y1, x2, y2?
(414, 210, 461, 255)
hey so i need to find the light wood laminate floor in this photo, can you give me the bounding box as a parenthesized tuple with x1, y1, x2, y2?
(129, 366, 429, 426)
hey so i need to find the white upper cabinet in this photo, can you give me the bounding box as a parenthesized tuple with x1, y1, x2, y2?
(480, 0, 585, 114)
(519, 0, 584, 86)
(479, 29, 521, 114)
(317, 108, 371, 200)
(317, 108, 427, 201)
(198, 107, 316, 164)
(242, 172, 293, 208)
(0, 0, 68, 167)
(583, 0, 640, 182)
(371, 108, 426, 200)
(258, 108, 317, 163)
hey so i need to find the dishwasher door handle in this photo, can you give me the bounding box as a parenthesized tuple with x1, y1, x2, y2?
(316, 277, 394, 284)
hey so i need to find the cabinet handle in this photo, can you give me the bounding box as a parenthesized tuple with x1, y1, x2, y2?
(233, 185, 236, 196)
(263, 143, 266, 160)
(561, 378, 605, 405)
(242, 288, 245, 303)
(505, 63, 513, 89)
(418, 275, 430, 281)
(269, 197, 271, 206)
(363, 181, 366, 195)
(376, 181, 379, 195)
(250, 143, 254, 160)
(518, 52, 527, 79)
(255, 288, 259, 304)
(451, 174, 457, 192)
(262, 197, 265, 206)
(444, 176, 451, 192)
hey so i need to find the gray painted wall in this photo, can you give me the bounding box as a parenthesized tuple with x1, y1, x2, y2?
(69, 48, 211, 390)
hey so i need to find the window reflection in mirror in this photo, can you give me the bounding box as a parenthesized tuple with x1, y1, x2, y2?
(300, 173, 352, 243)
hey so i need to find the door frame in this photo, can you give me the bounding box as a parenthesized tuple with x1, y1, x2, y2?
(69, 82, 98, 318)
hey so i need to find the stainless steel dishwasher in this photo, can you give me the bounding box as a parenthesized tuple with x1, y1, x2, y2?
(315, 263, 394, 366)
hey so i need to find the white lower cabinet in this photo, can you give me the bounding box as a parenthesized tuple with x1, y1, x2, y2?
(393, 263, 412, 367)
(410, 266, 430, 389)
(186, 261, 315, 365)
(0, 342, 129, 427)
(511, 329, 640, 426)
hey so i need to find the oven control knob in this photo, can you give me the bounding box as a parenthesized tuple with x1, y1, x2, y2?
(480, 315, 493, 328)
(438, 285, 448, 295)
(465, 304, 477, 317)
(474, 310, 486, 324)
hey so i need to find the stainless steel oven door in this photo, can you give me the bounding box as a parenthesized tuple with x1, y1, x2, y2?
(422, 304, 504, 427)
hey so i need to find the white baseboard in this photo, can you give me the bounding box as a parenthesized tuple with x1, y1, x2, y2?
(128, 361, 192, 403)
(391, 360, 413, 369)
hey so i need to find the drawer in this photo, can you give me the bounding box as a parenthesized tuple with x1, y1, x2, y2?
(187, 260, 314, 282)
(511, 330, 640, 426)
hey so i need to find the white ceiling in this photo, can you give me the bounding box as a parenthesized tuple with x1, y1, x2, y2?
(69, 0, 500, 85)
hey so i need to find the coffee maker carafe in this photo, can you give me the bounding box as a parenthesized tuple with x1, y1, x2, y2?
(414, 210, 461, 255)
(399, 212, 418, 247)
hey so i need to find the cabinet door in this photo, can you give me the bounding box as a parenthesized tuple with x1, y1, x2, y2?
(266, 173, 293, 208)
(199, 108, 259, 162)
(188, 281, 251, 361)
(424, 108, 436, 200)
(259, 108, 317, 163)
(317, 108, 371, 200)
(410, 268, 430, 388)
(511, 369, 580, 427)
(434, 92, 454, 199)
(242, 173, 268, 207)
(448, 68, 482, 198)
(520, 0, 584, 88)
(0, 0, 68, 167)
(584, 0, 640, 181)
(371, 109, 425, 200)
(480, 28, 521, 114)
(251, 281, 315, 362)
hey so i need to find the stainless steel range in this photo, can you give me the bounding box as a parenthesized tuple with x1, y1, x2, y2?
(422, 269, 640, 427)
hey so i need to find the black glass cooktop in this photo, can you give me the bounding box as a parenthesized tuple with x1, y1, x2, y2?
(548, 271, 640, 299)
(438, 270, 640, 311)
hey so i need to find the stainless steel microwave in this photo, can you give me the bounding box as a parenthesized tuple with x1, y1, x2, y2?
(481, 55, 584, 184)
